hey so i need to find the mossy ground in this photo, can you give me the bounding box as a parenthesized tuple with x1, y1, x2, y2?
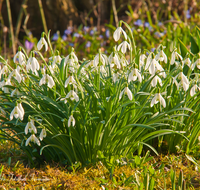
(0, 141, 200, 189)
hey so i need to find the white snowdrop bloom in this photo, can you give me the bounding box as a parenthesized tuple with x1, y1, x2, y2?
(37, 37, 48, 51)
(155, 50, 167, 63)
(113, 27, 127, 41)
(39, 74, 55, 88)
(119, 87, 132, 100)
(173, 72, 189, 91)
(170, 51, 182, 65)
(39, 128, 47, 141)
(183, 57, 191, 68)
(0, 65, 8, 79)
(68, 115, 75, 127)
(10, 102, 24, 121)
(155, 62, 166, 78)
(147, 58, 159, 75)
(0, 79, 12, 93)
(190, 84, 200, 96)
(26, 57, 40, 73)
(120, 57, 129, 67)
(128, 68, 142, 83)
(13, 50, 26, 65)
(8, 69, 22, 83)
(113, 72, 119, 83)
(11, 88, 21, 97)
(100, 65, 107, 76)
(145, 53, 152, 70)
(25, 134, 41, 146)
(93, 53, 107, 67)
(64, 51, 78, 65)
(25, 119, 37, 135)
(50, 55, 62, 68)
(65, 75, 77, 88)
(117, 41, 131, 54)
(139, 54, 146, 70)
(150, 93, 166, 108)
(151, 75, 163, 87)
(85, 60, 94, 68)
(108, 53, 121, 69)
(61, 90, 79, 103)
(192, 58, 200, 70)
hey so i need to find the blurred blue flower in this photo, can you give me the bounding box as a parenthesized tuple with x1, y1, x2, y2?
(144, 22, 150, 28)
(62, 35, 67, 41)
(134, 19, 143, 26)
(105, 29, 110, 38)
(69, 43, 74, 47)
(25, 40, 34, 50)
(85, 41, 91, 48)
(99, 35, 103, 39)
(90, 30, 94, 36)
(151, 48, 155, 52)
(83, 26, 90, 33)
(186, 10, 191, 19)
(52, 33, 59, 41)
(158, 22, 163, 27)
(73, 33, 82, 38)
(64, 27, 73, 35)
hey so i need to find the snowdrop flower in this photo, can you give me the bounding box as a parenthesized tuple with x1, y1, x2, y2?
(26, 56, 40, 73)
(25, 134, 41, 146)
(113, 27, 127, 41)
(93, 52, 107, 67)
(108, 53, 121, 69)
(65, 75, 77, 88)
(68, 115, 75, 127)
(119, 87, 132, 100)
(151, 75, 162, 87)
(113, 72, 119, 83)
(117, 41, 131, 54)
(25, 119, 37, 135)
(61, 90, 79, 103)
(39, 129, 47, 141)
(8, 69, 22, 83)
(190, 84, 200, 96)
(39, 74, 55, 88)
(10, 102, 25, 121)
(37, 34, 48, 51)
(11, 88, 21, 97)
(50, 55, 62, 68)
(139, 54, 146, 70)
(170, 51, 182, 65)
(120, 57, 129, 67)
(145, 57, 158, 75)
(64, 49, 78, 64)
(191, 58, 200, 70)
(155, 50, 167, 63)
(0, 78, 12, 93)
(150, 93, 166, 108)
(183, 57, 191, 68)
(13, 50, 26, 65)
(0, 65, 8, 79)
(128, 68, 142, 83)
(173, 72, 189, 91)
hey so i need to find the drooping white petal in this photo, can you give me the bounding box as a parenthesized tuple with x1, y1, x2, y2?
(159, 94, 166, 108)
(37, 37, 48, 51)
(119, 89, 125, 100)
(47, 75, 55, 88)
(125, 87, 133, 100)
(68, 115, 75, 127)
(190, 84, 197, 96)
(39, 129, 47, 141)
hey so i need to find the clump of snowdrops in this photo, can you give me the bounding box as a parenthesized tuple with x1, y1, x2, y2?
(0, 21, 200, 166)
